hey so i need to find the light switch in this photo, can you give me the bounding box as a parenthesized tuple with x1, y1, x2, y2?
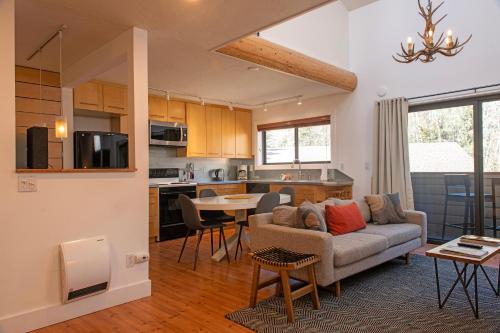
(18, 176, 37, 192)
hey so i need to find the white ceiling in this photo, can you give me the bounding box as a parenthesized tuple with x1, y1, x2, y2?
(341, 0, 379, 11)
(15, 0, 348, 106)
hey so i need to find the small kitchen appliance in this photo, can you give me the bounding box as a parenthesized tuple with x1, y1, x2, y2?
(209, 168, 225, 181)
(237, 165, 248, 180)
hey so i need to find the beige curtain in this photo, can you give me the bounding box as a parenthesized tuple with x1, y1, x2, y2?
(372, 97, 414, 210)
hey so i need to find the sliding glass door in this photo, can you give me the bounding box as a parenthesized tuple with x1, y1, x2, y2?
(408, 95, 500, 242)
(482, 99, 500, 238)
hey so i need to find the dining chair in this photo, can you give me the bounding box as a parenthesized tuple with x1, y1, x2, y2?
(178, 194, 230, 270)
(279, 187, 295, 207)
(485, 178, 499, 238)
(199, 188, 235, 255)
(441, 174, 493, 240)
(235, 192, 281, 260)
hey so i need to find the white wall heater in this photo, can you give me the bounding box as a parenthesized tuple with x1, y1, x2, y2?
(60, 235, 111, 303)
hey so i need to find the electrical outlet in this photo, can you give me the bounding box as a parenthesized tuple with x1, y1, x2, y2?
(18, 176, 37, 192)
(126, 254, 136, 268)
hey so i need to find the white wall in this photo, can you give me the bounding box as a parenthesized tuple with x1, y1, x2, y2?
(256, 0, 500, 199)
(0, 3, 150, 331)
(260, 0, 350, 68)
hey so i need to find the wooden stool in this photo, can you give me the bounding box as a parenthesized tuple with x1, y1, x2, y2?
(249, 247, 321, 323)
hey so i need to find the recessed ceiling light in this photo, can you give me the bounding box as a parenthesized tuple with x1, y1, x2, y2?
(247, 66, 260, 71)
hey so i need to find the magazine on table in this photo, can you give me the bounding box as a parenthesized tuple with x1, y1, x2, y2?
(460, 235, 500, 247)
(440, 245, 488, 258)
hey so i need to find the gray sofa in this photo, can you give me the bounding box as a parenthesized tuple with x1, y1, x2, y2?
(249, 208, 427, 295)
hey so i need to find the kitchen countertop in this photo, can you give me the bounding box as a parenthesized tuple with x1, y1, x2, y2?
(150, 179, 353, 187)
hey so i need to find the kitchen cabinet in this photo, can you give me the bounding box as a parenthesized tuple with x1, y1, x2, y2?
(270, 184, 353, 206)
(235, 109, 252, 159)
(74, 81, 103, 112)
(221, 107, 236, 158)
(149, 188, 159, 243)
(205, 106, 222, 157)
(148, 95, 167, 121)
(167, 100, 186, 123)
(74, 81, 128, 115)
(186, 103, 207, 157)
(103, 83, 127, 115)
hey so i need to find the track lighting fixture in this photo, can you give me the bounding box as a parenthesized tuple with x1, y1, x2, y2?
(263, 104, 268, 112)
(229, 103, 234, 111)
(166, 91, 170, 101)
(297, 96, 303, 106)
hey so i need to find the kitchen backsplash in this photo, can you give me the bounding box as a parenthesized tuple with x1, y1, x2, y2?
(149, 146, 252, 181)
(150, 147, 352, 182)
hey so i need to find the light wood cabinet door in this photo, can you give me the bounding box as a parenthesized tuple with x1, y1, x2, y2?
(186, 103, 207, 157)
(103, 83, 127, 115)
(235, 109, 252, 158)
(148, 95, 167, 121)
(149, 188, 159, 243)
(205, 106, 222, 158)
(167, 100, 186, 123)
(74, 81, 103, 111)
(221, 107, 236, 158)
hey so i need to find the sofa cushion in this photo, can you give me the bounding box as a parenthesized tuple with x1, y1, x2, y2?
(272, 206, 298, 228)
(365, 193, 407, 225)
(332, 233, 388, 267)
(325, 203, 366, 235)
(296, 201, 327, 231)
(327, 198, 371, 222)
(356, 223, 422, 247)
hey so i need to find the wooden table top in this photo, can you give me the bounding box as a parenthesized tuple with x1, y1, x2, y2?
(426, 238, 500, 264)
(191, 193, 290, 210)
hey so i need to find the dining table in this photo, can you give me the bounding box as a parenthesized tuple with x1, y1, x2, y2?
(191, 193, 291, 262)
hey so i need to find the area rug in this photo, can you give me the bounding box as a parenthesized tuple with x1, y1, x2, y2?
(226, 255, 500, 333)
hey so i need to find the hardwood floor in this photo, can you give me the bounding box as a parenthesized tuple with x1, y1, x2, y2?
(34, 234, 499, 333)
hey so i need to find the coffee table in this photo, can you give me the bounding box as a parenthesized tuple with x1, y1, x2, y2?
(426, 238, 499, 318)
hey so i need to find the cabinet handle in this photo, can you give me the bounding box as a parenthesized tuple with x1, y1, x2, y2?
(107, 105, 125, 110)
(79, 101, 98, 106)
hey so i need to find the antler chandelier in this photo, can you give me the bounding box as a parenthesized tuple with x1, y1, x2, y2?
(393, 0, 472, 63)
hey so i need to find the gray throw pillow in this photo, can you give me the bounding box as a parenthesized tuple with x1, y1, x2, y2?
(296, 201, 327, 232)
(364, 193, 407, 225)
(327, 198, 372, 222)
(272, 206, 298, 228)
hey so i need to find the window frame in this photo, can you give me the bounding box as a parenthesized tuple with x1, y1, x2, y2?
(261, 124, 331, 165)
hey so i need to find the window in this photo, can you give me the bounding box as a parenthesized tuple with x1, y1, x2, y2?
(259, 116, 331, 164)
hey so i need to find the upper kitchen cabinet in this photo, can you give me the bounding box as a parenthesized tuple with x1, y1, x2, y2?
(186, 103, 207, 157)
(221, 107, 236, 158)
(102, 83, 127, 115)
(167, 100, 186, 123)
(205, 106, 222, 158)
(148, 95, 167, 121)
(235, 109, 252, 159)
(74, 80, 127, 115)
(73, 81, 103, 112)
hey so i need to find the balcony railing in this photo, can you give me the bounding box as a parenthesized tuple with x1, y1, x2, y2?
(411, 172, 500, 242)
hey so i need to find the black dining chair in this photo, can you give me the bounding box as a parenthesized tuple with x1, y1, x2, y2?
(279, 186, 295, 207)
(441, 174, 493, 240)
(199, 188, 235, 255)
(485, 178, 499, 238)
(178, 194, 230, 270)
(235, 192, 281, 260)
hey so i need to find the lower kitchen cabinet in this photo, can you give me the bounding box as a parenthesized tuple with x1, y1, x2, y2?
(270, 184, 353, 206)
(149, 187, 159, 243)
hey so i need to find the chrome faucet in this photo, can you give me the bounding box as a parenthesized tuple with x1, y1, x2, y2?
(292, 159, 303, 180)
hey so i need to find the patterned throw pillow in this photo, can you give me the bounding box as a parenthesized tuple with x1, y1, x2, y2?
(296, 201, 327, 231)
(272, 206, 298, 228)
(364, 193, 407, 225)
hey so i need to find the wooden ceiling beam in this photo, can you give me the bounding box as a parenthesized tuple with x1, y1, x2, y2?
(216, 35, 357, 92)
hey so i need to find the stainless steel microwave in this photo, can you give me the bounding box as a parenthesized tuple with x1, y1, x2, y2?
(149, 120, 187, 147)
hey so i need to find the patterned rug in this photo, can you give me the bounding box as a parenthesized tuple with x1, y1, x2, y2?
(226, 255, 500, 333)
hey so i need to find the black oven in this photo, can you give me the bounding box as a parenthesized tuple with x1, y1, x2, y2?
(159, 185, 196, 241)
(149, 120, 187, 147)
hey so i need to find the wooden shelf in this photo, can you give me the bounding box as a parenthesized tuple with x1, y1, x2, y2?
(16, 168, 137, 174)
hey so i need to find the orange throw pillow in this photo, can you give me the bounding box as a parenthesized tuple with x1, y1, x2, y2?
(325, 203, 367, 236)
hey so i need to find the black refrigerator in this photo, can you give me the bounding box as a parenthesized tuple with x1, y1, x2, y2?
(74, 131, 128, 168)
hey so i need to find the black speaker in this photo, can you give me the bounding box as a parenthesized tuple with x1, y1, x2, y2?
(27, 126, 48, 169)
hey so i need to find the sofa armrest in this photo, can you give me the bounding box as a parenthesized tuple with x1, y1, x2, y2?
(404, 210, 427, 246)
(249, 214, 335, 287)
